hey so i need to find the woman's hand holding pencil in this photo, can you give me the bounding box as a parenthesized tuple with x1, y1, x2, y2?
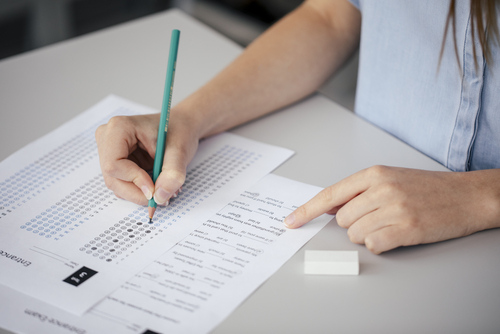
(96, 29, 196, 223)
(95, 109, 200, 208)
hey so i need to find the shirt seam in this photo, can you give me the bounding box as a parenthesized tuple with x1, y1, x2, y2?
(466, 45, 487, 171)
(446, 14, 470, 170)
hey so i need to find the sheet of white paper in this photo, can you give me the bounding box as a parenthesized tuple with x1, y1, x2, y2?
(0, 174, 331, 334)
(0, 95, 293, 315)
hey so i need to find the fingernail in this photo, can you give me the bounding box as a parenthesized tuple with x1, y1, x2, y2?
(154, 188, 171, 205)
(141, 186, 152, 200)
(284, 213, 295, 228)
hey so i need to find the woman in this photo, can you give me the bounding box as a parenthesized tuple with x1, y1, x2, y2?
(96, 0, 500, 254)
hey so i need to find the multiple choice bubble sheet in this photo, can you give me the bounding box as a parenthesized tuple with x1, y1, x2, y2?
(0, 174, 331, 334)
(0, 95, 294, 315)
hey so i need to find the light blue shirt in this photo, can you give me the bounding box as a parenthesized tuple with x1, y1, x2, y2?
(349, 0, 500, 171)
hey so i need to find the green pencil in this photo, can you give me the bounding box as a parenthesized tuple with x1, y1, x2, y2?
(148, 29, 180, 223)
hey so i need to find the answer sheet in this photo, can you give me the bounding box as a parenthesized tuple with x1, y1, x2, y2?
(1, 174, 331, 334)
(0, 95, 294, 315)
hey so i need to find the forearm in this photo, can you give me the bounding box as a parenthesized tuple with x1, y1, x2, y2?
(172, 0, 361, 138)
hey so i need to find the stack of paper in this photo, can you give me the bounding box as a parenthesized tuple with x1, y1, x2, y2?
(0, 96, 330, 334)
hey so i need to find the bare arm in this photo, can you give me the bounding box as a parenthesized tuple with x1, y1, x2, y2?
(96, 0, 362, 205)
(177, 0, 361, 138)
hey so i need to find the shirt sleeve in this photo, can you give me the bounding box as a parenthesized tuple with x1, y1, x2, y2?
(348, 0, 361, 10)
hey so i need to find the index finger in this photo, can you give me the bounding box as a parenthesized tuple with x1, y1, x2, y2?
(96, 120, 154, 199)
(96, 118, 136, 159)
(283, 169, 372, 229)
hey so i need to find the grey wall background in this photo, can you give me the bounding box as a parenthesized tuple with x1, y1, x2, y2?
(0, 0, 357, 110)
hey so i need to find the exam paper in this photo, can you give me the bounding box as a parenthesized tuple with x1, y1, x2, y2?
(0, 174, 331, 334)
(0, 95, 293, 315)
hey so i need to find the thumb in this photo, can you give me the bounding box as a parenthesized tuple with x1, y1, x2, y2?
(153, 144, 189, 205)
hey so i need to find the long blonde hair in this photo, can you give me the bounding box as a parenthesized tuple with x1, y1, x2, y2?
(440, 0, 500, 69)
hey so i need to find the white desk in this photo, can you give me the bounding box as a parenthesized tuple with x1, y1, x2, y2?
(1, 9, 499, 334)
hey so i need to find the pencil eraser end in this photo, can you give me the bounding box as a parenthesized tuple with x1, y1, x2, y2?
(304, 250, 359, 275)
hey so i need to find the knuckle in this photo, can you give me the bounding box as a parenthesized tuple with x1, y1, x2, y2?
(393, 200, 410, 215)
(103, 176, 114, 190)
(347, 227, 360, 244)
(402, 216, 421, 235)
(367, 165, 389, 179)
(376, 181, 403, 199)
(378, 182, 394, 194)
(366, 232, 388, 254)
(132, 173, 148, 186)
(335, 209, 349, 228)
(95, 124, 105, 140)
(365, 236, 380, 254)
(108, 115, 132, 130)
(102, 161, 117, 176)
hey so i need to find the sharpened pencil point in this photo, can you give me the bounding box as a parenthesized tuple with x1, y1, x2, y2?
(148, 206, 156, 224)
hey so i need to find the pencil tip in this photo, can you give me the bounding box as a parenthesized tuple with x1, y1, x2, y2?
(148, 206, 156, 224)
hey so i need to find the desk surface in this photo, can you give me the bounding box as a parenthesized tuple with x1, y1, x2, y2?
(1, 9, 499, 334)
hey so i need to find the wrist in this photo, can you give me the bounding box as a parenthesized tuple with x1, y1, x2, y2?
(461, 169, 500, 231)
(169, 102, 208, 140)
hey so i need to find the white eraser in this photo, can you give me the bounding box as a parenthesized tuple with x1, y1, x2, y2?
(304, 250, 359, 275)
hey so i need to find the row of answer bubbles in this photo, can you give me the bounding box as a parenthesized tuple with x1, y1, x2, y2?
(0, 107, 135, 219)
(19, 174, 118, 240)
(78, 144, 261, 263)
